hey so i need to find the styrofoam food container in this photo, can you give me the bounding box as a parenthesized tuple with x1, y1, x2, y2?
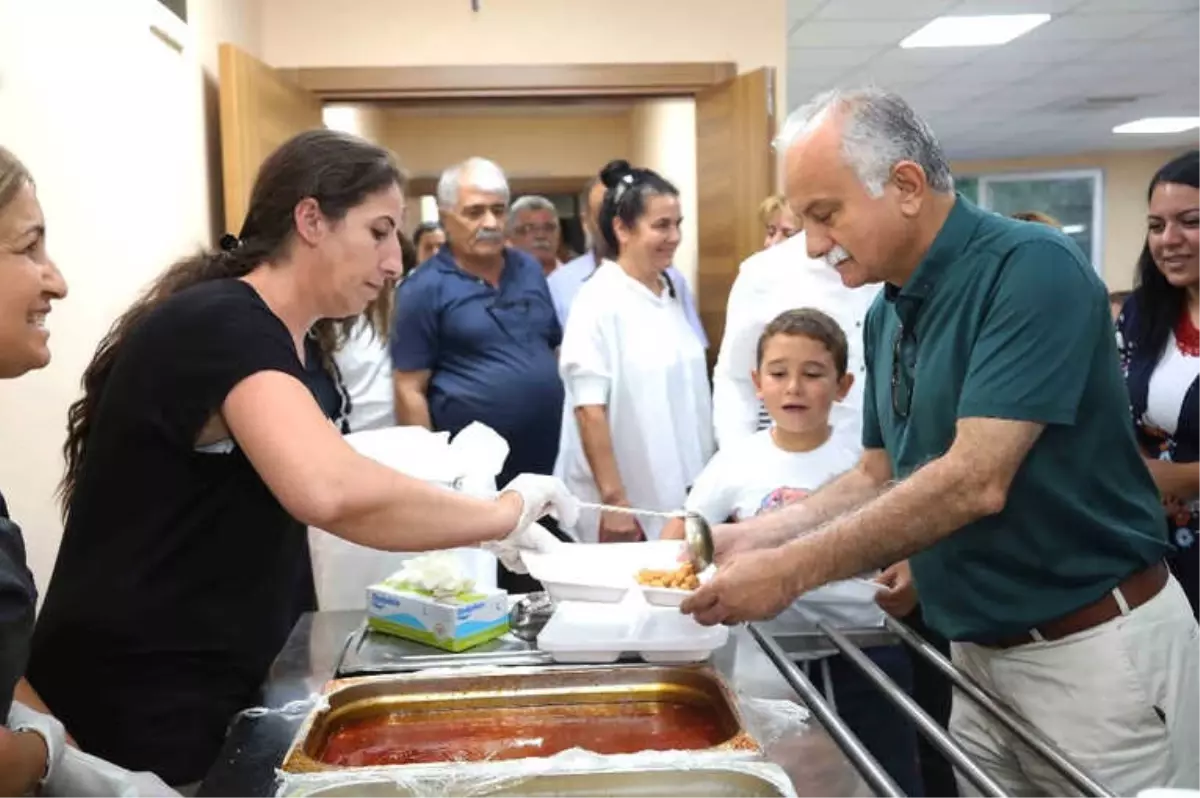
(634, 609, 728, 662)
(639, 564, 713, 607)
(523, 541, 684, 604)
(537, 580, 630, 603)
(799, 578, 885, 605)
(641, 586, 691, 608)
(537, 600, 729, 664)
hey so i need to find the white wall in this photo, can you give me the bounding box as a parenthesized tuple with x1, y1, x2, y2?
(0, 0, 261, 595)
(322, 103, 390, 145)
(629, 99, 700, 291)
(258, 0, 787, 128)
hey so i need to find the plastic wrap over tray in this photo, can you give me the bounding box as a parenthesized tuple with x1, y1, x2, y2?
(275, 748, 799, 797)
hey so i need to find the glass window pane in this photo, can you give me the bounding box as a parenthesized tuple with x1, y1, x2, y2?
(983, 175, 1097, 264)
(956, 176, 979, 205)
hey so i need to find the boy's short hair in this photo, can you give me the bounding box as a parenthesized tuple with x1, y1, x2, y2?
(756, 308, 849, 376)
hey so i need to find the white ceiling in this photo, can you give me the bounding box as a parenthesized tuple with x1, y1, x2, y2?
(787, 0, 1200, 159)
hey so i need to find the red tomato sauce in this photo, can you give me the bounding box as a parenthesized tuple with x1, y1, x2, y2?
(318, 701, 730, 766)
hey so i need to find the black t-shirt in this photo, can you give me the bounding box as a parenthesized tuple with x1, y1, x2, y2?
(0, 490, 36, 722)
(27, 279, 320, 784)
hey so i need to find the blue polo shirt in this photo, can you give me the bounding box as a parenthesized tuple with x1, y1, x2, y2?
(391, 247, 564, 483)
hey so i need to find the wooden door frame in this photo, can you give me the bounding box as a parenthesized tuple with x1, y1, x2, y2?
(277, 62, 737, 101)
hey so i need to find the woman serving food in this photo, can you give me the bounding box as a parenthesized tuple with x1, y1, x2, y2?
(26, 130, 575, 788)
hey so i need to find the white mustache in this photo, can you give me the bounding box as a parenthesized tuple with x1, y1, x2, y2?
(476, 230, 504, 243)
(824, 245, 851, 268)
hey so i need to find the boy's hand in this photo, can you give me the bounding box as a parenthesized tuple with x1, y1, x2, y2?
(875, 560, 918, 618)
(660, 518, 686, 540)
(599, 509, 644, 543)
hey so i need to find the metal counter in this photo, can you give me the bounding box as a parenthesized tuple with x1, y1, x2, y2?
(197, 611, 875, 797)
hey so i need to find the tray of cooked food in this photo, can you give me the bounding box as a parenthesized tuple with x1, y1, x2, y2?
(280, 663, 758, 774)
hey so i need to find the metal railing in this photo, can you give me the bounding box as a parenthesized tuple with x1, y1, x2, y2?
(749, 625, 906, 798)
(750, 619, 1118, 798)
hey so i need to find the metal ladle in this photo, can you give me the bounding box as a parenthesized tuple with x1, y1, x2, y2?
(575, 502, 714, 571)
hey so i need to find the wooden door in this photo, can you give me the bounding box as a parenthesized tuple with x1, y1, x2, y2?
(218, 44, 324, 234)
(694, 68, 776, 367)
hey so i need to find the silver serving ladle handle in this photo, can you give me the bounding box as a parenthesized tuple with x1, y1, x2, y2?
(574, 502, 714, 570)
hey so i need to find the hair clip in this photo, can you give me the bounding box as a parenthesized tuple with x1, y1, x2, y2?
(219, 233, 242, 252)
(613, 173, 637, 204)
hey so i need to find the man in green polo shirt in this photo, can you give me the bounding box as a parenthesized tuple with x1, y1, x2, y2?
(681, 87, 1198, 795)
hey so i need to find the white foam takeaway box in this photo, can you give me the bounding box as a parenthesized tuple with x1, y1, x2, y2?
(522, 540, 685, 603)
(537, 595, 729, 664)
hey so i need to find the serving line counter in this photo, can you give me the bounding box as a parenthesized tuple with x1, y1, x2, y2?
(198, 610, 874, 797)
(197, 611, 1116, 798)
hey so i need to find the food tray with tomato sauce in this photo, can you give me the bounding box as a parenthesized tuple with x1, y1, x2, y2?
(280, 664, 759, 774)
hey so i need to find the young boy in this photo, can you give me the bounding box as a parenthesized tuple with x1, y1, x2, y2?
(665, 308, 923, 795)
(666, 308, 859, 545)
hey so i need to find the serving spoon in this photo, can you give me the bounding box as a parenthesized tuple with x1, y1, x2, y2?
(574, 502, 715, 571)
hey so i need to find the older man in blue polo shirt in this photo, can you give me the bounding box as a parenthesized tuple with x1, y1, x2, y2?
(682, 88, 1198, 795)
(392, 157, 565, 590)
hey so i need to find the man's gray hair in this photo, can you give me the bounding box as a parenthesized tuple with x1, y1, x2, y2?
(437, 157, 510, 208)
(508, 195, 558, 230)
(775, 87, 954, 196)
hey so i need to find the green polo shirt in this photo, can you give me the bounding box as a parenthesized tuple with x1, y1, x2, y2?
(862, 195, 1169, 642)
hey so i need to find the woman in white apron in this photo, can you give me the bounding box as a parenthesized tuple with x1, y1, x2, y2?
(556, 160, 714, 542)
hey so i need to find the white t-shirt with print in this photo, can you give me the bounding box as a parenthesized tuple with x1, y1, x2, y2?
(685, 429, 885, 629)
(687, 428, 858, 523)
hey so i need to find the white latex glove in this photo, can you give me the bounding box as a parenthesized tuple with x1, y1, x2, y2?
(500, 474, 580, 532)
(7, 700, 65, 789)
(44, 746, 180, 797)
(482, 521, 564, 574)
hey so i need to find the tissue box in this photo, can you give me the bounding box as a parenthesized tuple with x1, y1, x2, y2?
(366, 582, 510, 652)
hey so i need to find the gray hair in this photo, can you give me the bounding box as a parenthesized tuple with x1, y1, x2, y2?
(508, 195, 558, 229)
(436, 157, 510, 208)
(775, 87, 954, 196)
(0, 146, 33, 216)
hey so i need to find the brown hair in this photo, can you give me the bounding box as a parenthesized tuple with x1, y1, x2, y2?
(1010, 210, 1061, 227)
(756, 308, 848, 376)
(60, 129, 405, 515)
(0, 146, 33, 216)
(758, 195, 790, 226)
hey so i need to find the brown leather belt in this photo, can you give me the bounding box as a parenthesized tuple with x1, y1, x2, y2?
(980, 561, 1169, 649)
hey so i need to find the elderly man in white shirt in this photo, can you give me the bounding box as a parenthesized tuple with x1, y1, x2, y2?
(712, 230, 879, 449)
